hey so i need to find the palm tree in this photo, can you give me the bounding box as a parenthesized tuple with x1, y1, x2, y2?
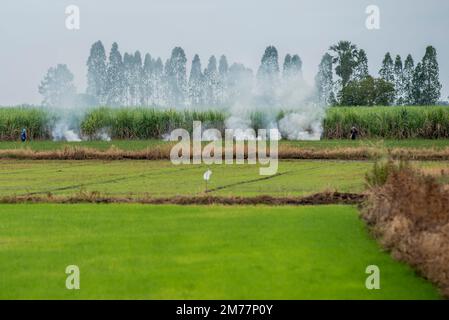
(329, 41, 358, 88)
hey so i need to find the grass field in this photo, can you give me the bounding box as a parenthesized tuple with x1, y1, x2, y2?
(1, 159, 447, 198)
(0, 160, 369, 197)
(2, 139, 449, 151)
(0, 203, 441, 299)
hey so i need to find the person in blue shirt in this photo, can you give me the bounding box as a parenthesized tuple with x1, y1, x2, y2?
(20, 128, 27, 142)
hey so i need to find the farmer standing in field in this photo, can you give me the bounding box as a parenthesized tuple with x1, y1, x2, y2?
(350, 126, 358, 140)
(20, 128, 27, 142)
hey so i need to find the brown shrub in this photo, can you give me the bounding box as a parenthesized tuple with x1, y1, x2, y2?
(362, 167, 449, 298)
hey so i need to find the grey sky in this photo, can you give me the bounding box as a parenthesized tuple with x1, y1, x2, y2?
(1, 0, 448, 105)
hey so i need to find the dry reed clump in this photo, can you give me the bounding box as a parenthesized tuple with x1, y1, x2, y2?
(362, 166, 449, 298)
(3, 145, 449, 161)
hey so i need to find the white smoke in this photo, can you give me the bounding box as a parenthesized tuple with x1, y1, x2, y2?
(90, 128, 112, 141)
(201, 129, 221, 141)
(224, 116, 255, 140)
(52, 122, 81, 142)
(50, 106, 84, 142)
(223, 116, 281, 141)
(225, 72, 325, 141)
(278, 112, 323, 140)
(98, 130, 111, 141)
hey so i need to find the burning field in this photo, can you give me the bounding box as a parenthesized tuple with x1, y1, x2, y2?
(1, 106, 449, 299)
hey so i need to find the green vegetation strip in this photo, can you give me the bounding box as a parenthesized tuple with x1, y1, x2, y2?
(1, 160, 447, 199)
(0, 204, 440, 299)
(3, 139, 449, 151)
(0, 160, 371, 198)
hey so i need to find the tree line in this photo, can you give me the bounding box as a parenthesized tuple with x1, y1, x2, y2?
(315, 41, 442, 106)
(39, 42, 303, 108)
(38, 40, 442, 108)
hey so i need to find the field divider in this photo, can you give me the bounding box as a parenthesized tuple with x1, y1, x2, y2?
(0, 191, 366, 205)
(2, 145, 449, 161)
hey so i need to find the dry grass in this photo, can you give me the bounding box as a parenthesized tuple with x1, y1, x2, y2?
(2, 144, 449, 161)
(0, 191, 365, 206)
(362, 166, 449, 298)
(0, 145, 173, 160)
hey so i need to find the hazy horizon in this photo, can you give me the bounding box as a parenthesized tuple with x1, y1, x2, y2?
(1, 0, 448, 105)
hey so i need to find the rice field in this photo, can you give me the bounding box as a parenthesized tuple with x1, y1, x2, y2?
(0, 203, 441, 299)
(0, 160, 370, 198)
(0, 159, 447, 199)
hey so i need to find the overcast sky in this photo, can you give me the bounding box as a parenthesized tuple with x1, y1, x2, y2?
(1, 0, 448, 105)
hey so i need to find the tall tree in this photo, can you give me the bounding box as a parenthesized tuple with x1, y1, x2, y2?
(353, 49, 369, 81)
(217, 55, 229, 106)
(227, 63, 254, 105)
(282, 54, 292, 79)
(123, 52, 133, 105)
(411, 62, 425, 105)
(290, 55, 302, 77)
(86, 41, 107, 104)
(257, 46, 280, 103)
(152, 58, 165, 106)
(142, 53, 153, 105)
(315, 53, 334, 106)
(106, 42, 125, 106)
(421, 46, 441, 105)
(165, 47, 187, 107)
(188, 54, 204, 107)
(283, 54, 302, 79)
(39, 64, 77, 107)
(257, 46, 279, 78)
(204, 55, 219, 106)
(329, 41, 358, 88)
(403, 54, 415, 105)
(393, 55, 405, 105)
(379, 52, 394, 83)
(131, 51, 143, 105)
